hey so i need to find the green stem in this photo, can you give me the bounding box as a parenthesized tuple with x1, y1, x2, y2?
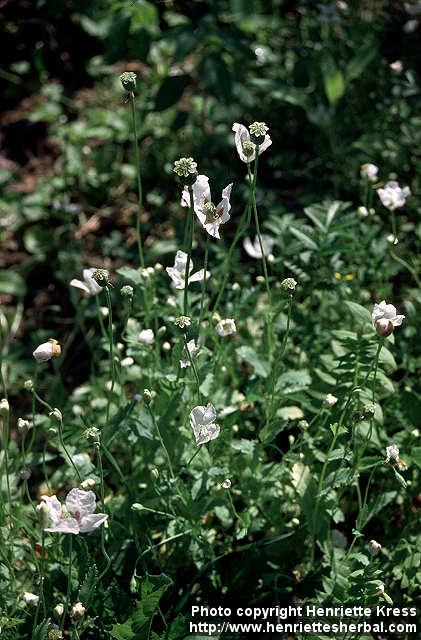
(129, 91, 145, 269)
(183, 186, 195, 316)
(105, 286, 116, 427)
(146, 404, 175, 481)
(184, 334, 201, 403)
(61, 535, 73, 630)
(97, 446, 111, 580)
(199, 234, 209, 325)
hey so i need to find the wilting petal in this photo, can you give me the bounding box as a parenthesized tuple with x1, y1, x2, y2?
(40, 495, 62, 526)
(79, 513, 108, 533)
(45, 517, 80, 535)
(66, 489, 96, 520)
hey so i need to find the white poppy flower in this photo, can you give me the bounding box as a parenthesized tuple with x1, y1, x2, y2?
(33, 338, 61, 362)
(360, 163, 379, 181)
(23, 592, 39, 607)
(215, 318, 237, 337)
(37, 489, 107, 535)
(243, 235, 274, 259)
(372, 300, 405, 337)
(232, 123, 272, 163)
(385, 444, 400, 464)
(180, 339, 199, 368)
(138, 329, 154, 345)
(189, 403, 220, 446)
(70, 268, 103, 296)
(377, 181, 411, 210)
(166, 250, 210, 290)
(181, 175, 233, 239)
(323, 393, 338, 408)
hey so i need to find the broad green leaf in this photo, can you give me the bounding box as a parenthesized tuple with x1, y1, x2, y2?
(236, 346, 269, 378)
(344, 301, 372, 326)
(0, 270, 26, 296)
(132, 574, 172, 637)
(276, 369, 311, 393)
(154, 75, 190, 111)
(324, 69, 345, 105)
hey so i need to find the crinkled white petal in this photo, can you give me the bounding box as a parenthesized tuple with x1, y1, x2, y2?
(33, 342, 53, 362)
(70, 279, 91, 294)
(45, 517, 80, 535)
(66, 489, 96, 520)
(232, 122, 251, 162)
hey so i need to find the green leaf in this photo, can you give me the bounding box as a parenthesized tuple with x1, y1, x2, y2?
(290, 226, 318, 250)
(132, 574, 173, 637)
(346, 44, 377, 82)
(0, 270, 26, 296)
(78, 564, 98, 608)
(154, 75, 190, 111)
(276, 370, 311, 393)
(344, 301, 372, 327)
(324, 69, 345, 105)
(236, 346, 269, 378)
(116, 267, 141, 286)
(110, 621, 135, 640)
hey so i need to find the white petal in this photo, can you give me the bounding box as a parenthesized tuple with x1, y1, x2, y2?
(243, 236, 261, 258)
(66, 488, 96, 520)
(232, 122, 252, 162)
(188, 269, 208, 284)
(45, 517, 80, 535)
(82, 268, 102, 295)
(79, 513, 108, 533)
(203, 403, 217, 424)
(258, 134, 272, 155)
(39, 495, 62, 526)
(33, 342, 53, 362)
(166, 267, 185, 290)
(70, 279, 91, 294)
(392, 314, 405, 326)
(174, 250, 188, 273)
(195, 422, 220, 446)
(190, 405, 207, 428)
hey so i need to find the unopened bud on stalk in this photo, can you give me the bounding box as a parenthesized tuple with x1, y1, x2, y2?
(33, 338, 61, 362)
(17, 418, 30, 435)
(48, 427, 58, 437)
(81, 478, 96, 489)
(375, 318, 394, 337)
(71, 602, 86, 621)
(36, 500, 50, 527)
(151, 468, 159, 479)
(249, 121, 269, 145)
(53, 603, 64, 620)
(119, 71, 137, 92)
(49, 408, 63, 422)
(0, 398, 9, 416)
(221, 479, 232, 489)
(369, 539, 382, 556)
(323, 393, 338, 408)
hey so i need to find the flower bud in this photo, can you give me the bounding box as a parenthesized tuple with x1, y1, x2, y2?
(323, 393, 338, 408)
(48, 427, 58, 437)
(71, 602, 86, 621)
(375, 318, 394, 337)
(17, 418, 30, 435)
(0, 398, 9, 416)
(221, 479, 232, 489)
(36, 501, 50, 527)
(23, 592, 39, 607)
(33, 338, 61, 362)
(162, 341, 171, 352)
(151, 467, 159, 479)
(369, 539, 382, 556)
(119, 71, 137, 92)
(49, 408, 63, 422)
(19, 468, 31, 480)
(53, 603, 64, 620)
(81, 478, 96, 489)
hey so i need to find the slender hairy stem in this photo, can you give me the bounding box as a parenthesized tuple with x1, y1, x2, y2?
(184, 335, 201, 402)
(97, 446, 111, 580)
(61, 535, 73, 630)
(199, 234, 209, 324)
(183, 186, 195, 315)
(105, 286, 115, 427)
(146, 404, 175, 480)
(129, 91, 145, 269)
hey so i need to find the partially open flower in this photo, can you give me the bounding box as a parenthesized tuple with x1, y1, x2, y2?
(360, 163, 379, 181)
(369, 539, 382, 556)
(232, 122, 272, 163)
(166, 250, 210, 290)
(70, 268, 102, 296)
(37, 489, 108, 535)
(215, 318, 237, 337)
(323, 393, 338, 408)
(385, 444, 400, 464)
(17, 418, 31, 435)
(243, 235, 274, 259)
(71, 602, 86, 621)
(33, 339, 61, 362)
(372, 300, 405, 337)
(181, 175, 233, 239)
(377, 181, 411, 211)
(23, 592, 39, 607)
(190, 403, 220, 446)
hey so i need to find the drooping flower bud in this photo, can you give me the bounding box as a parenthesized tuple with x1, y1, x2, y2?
(17, 418, 30, 435)
(221, 479, 232, 489)
(369, 539, 382, 556)
(24, 379, 34, 391)
(33, 339, 61, 362)
(0, 398, 9, 416)
(23, 592, 39, 607)
(53, 603, 64, 620)
(71, 602, 86, 621)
